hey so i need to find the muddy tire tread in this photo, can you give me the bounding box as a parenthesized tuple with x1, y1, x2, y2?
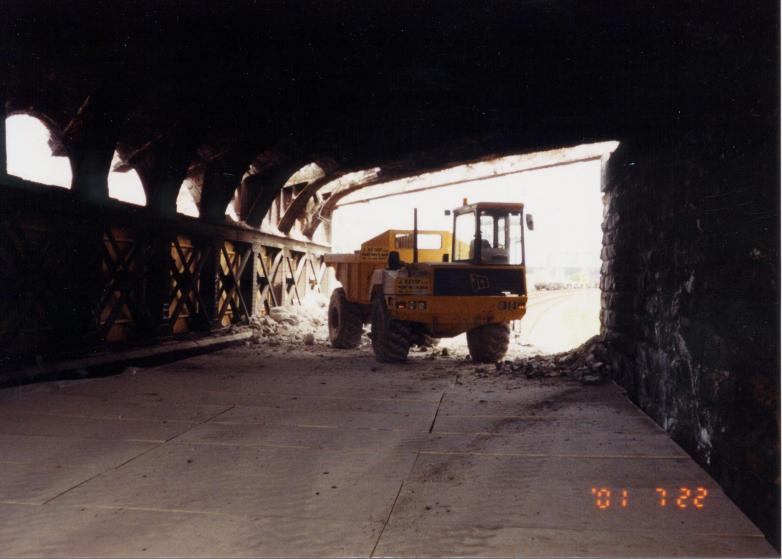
(467, 322, 511, 363)
(371, 296, 411, 363)
(328, 288, 364, 349)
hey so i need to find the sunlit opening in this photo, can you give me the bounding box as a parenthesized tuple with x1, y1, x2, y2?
(331, 142, 617, 355)
(225, 199, 240, 222)
(5, 114, 72, 187)
(176, 176, 201, 217)
(258, 162, 327, 235)
(108, 152, 146, 206)
(285, 162, 325, 185)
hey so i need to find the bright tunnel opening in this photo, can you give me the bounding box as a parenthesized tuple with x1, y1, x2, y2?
(331, 142, 617, 356)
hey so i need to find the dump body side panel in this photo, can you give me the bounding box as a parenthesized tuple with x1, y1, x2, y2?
(323, 254, 382, 305)
(324, 229, 452, 306)
(357, 229, 452, 264)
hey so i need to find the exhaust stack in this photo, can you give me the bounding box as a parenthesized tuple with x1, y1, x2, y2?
(413, 208, 419, 264)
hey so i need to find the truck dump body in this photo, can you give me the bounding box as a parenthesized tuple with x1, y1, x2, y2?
(324, 229, 452, 306)
(323, 253, 381, 306)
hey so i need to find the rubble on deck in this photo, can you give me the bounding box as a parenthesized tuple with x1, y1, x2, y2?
(244, 301, 609, 385)
(496, 335, 610, 384)
(248, 295, 332, 345)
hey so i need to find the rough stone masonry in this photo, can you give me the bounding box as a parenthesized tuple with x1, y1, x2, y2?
(600, 122, 779, 545)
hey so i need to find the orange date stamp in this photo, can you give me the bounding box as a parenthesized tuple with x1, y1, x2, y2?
(590, 486, 709, 509)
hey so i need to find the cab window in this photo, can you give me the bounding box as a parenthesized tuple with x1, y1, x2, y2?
(454, 212, 474, 261)
(477, 209, 523, 264)
(454, 208, 523, 264)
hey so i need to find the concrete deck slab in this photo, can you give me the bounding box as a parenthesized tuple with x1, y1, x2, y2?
(211, 404, 433, 431)
(385, 478, 758, 535)
(0, 391, 233, 423)
(0, 433, 156, 469)
(419, 431, 686, 457)
(0, 409, 196, 442)
(66, 352, 454, 399)
(438, 389, 646, 417)
(53, 442, 418, 499)
(0, 502, 382, 557)
(0, 344, 775, 556)
(175, 421, 430, 451)
(431, 414, 663, 437)
(59, 374, 445, 409)
(373, 523, 774, 557)
(0, 462, 101, 503)
(408, 453, 707, 485)
(53, 466, 404, 523)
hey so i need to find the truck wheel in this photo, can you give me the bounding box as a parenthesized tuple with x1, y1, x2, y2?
(466, 322, 510, 363)
(328, 288, 364, 348)
(371, 296, 411, 363)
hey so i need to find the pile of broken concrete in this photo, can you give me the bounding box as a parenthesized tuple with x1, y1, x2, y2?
(497, 335, 610, 385)
(248, 295, 330, 346)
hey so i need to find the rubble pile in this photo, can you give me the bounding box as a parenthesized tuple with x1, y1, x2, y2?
(248, 296, 331, 345)
(498, 335, 610, 384)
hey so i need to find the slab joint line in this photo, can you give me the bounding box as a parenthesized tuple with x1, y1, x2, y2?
(164, 404, 236, 445)
(370, 479, 405, 558)
(428, 392, 445, 434)
(43, 404, 237, 506)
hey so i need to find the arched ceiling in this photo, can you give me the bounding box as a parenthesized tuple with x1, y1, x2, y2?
(2, 1, 776, 228)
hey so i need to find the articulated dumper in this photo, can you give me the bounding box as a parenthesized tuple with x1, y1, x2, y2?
(324, 201, 533, 363)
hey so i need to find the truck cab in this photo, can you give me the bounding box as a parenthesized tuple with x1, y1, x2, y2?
(452, 202, 527, 266)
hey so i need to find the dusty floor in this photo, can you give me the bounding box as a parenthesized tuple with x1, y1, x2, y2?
(0, 339, 775, 557)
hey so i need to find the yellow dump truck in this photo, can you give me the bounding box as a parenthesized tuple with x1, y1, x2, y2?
(324, 201, 532, 363)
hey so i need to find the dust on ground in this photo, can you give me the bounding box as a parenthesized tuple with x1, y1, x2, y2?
(241, 299, 610, 387)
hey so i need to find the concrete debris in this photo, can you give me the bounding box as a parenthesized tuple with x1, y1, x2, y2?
(249, 295, 329, 345)
(244, 304, 608, 388)
(497, 335, 610, 384)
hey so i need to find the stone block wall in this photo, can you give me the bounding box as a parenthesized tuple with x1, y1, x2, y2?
(601, 122, 779, 546)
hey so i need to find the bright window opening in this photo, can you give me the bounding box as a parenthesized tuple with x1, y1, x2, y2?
(176, 176, 201, 217)
(395, 233, 442, 250)
(5, 114, 72, 187)
(108, 152, 146, 206)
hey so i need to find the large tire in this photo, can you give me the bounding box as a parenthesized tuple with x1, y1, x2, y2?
(371, 296, 411, 363)
(467, 322, 510, 363)
(328, 288, 364, 348)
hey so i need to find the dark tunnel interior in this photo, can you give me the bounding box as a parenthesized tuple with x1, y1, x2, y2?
(0, 1, 779, 553)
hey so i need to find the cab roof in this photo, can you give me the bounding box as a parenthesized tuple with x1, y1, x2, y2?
(455, 202, 525, 214)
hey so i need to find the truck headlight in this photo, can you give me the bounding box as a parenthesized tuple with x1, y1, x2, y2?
(408, 301, 417, 310)
(498, 301, 507, 310)
(418, 301, 427, 310)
